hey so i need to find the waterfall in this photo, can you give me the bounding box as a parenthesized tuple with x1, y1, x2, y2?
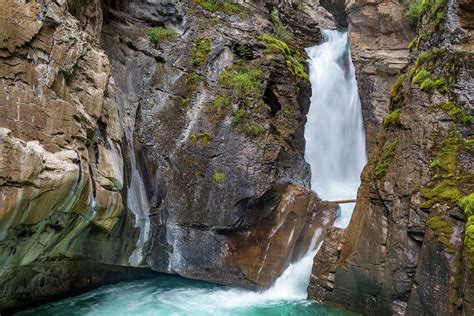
(304, 30, 367, 228)
(125, 129, 151, 267)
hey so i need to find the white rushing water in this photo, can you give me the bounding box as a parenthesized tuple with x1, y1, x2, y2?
(125, 129, 151, 267)
(305, 30, 367, 228)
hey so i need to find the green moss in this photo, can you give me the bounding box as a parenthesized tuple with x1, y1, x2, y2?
(260, 34, 308, 80)
(389, 74, 407, 103)
(219, 64, 264, 97)
(374, 140, 399, 179)
(210, 95, 231, 113)
(260, 34, 291, 55)
(460, 193, 474, 217)
(421, 132, 464, 208)
(243, 122, 264, 137)
(192, 38, 212, 66)
(383, 109, 401, 129)
(426, 216, 454, 245)
(420, 180, 462, 208)
(405, 0, 446, 29)
(190, 132, 210, 146)
(147, 27, 177, 44)
(194, 0, 243, 15)
(185, 71, 203, 86)
(439, 102, 474, 125)
(412, 68, 431, 84)
(270, 10, 293, 42)
(213, 172, 225, 184)
(465, 216, 474, 266)
(231, 107, 246, 126)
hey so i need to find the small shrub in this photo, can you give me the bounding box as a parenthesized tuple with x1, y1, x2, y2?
(180, 97, 191, 109)
(243, 122, 264, 137)
(231, 107, 246, 125)
(439, 102, 474, 124)
(213, 172, 225, 184)
(405, 0, 424, 27)
(185, 71, 203, 86)
(191, 131, 210, 146)
(236, 44, 254, 59)
(210, 95, 231, 113)
(147, 27, 177, 44)
(192, 38, 212, 66)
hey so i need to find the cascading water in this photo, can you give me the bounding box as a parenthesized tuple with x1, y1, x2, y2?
(305, 30, 367, 228)
(125, 129, 151, 267)
(18, 31, 361, 316)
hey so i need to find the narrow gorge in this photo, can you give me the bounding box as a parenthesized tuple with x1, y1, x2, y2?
(0, 0, 472, 315)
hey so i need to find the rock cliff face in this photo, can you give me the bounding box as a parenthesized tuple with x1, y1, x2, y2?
(0, 0, 159, 311)
(0, 0, 339, 312)
(99, 0, 338, 289)
(309, 1, 474, 315)
(346, 0, 414, 153)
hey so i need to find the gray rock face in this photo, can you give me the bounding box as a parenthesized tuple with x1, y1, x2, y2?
(346, 0, 413, 154)
(99, 0, 339, 288)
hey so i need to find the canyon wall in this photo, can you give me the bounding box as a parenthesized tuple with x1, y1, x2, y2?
(310, 1, 474, 315)
(0, 0, 340, 311)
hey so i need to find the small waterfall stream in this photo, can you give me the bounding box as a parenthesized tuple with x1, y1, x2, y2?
(305, 30, 367, 228)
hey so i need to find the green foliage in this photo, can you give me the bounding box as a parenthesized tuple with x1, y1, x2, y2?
(147, 27, 177, 44)
(210, 95, 231, 113)
(411, 67, 447, 93)
(219, 64, 264, 97)
(405, 0, 424, 26)
(180, 97, 191, 109)
(231, 107, 246, 125)
(439, 102, 474, 125)
(460, 193, 474, 217)
(421, 132, 463, 208)
(426, 216, 454, 245)
(243, 122, 264, 137)
(190, 131, 210, 146)
(194, 0, 243, 15)
(185, 71, 203, 86)
(260, 34, 291, 55)
(236, 44, 254, 59)
(213, 172, 225, 184)
(383, 109, 401, 129)
(374, 140, 398, 179)
(260, 34, 308, 80)
(465, 216, 474, 268)
(405, 0, 446, 29)
(271, 10, 293, 42)
(389, 74, 407, 103)
(412, 68, 431, 84)
(286, 55, 309, 81)
(192, 38, 212, 66)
